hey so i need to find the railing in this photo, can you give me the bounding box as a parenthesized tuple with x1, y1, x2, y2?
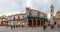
(27, 13, 41, 19)
(44, 16, 47, 21)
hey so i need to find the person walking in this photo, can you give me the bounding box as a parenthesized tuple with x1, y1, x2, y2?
(50, 25, 54, 29)
(58, 24, 60, 28)
(13, 25, 15, 29)
(43, 25, 47, 31)
(11, 25, 13, 29)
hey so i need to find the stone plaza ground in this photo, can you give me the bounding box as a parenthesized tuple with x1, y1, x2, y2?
(0, 25, 60, 32)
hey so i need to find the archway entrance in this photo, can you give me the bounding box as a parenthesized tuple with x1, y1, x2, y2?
(33, 19, 36, 27)
(28, 19, 42, 27)
(1, 21, 8, 26)
(54, 22, 56, 25)
(37, 20, 40, 27)
(28, 19, 32, 27)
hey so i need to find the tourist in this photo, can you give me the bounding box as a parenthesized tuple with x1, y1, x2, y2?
(11, 25, 13, 29)
(13, 25, 15, 29)
(16, 25, 18, 28)
(58, 24, 60, 28)
(50, 25, 54, 29)
(43, 25, 46, 31)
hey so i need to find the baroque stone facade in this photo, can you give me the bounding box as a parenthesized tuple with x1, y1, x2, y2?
(54, 11, 60, 25)
(50, 5, 54, 25)
(26, 7, 48, 27)
(0, 7, 48, 27)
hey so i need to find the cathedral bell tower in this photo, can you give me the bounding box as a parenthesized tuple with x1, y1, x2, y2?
(50, 5, 54, 25)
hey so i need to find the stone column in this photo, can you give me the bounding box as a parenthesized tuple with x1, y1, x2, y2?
(36, 19, 37, 27)
(25, 18, 28, 27)
(43, 20, 44, 26)
(32, 20, 33, 27)
(40, 20, 41, 26)
(50, 18, 54, 25)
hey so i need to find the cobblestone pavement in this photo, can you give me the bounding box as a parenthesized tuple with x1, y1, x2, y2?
(0, 25, 60, 32)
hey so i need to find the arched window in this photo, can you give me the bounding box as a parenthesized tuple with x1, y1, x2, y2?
(23, 16, 24, 18)
(22, 16, 25, 19)
(15, 16, 18, 19)
(51, 9, 52, 12)
(44, 16, 47, 20)
(37, 14, 40, 18)
(10, 17, 13, 20)
(28, 12, 32, 18)
(14, 17, 15, 20)
(18, 16, 20, 19)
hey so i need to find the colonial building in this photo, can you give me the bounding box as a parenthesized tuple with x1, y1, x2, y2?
(7, 14, 26, 27)
(54, 10, 60, 25)
(26, 7, 48, 27)
(0, 15, 8, 26)
(0, 7, 48, 27)
(49, 5, 60, 25)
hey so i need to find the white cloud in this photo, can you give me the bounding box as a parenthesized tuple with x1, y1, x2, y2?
(43, 0, 50, 3)
(0, 0, 26, 16)
(47, 13, 50, 19)
(26, 0, 32, 7)
(0, 0, 59, 18)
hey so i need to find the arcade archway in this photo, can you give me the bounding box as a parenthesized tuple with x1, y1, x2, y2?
(28, 19, 45, 27)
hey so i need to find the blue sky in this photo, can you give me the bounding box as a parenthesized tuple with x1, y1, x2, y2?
(0, 0, 60, 18)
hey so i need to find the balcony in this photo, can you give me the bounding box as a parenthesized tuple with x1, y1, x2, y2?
(27, 13, 34, 18)
(36, 14, 40, 19)
(27, 13, 41, 19)
(44, 16, 47, 21)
